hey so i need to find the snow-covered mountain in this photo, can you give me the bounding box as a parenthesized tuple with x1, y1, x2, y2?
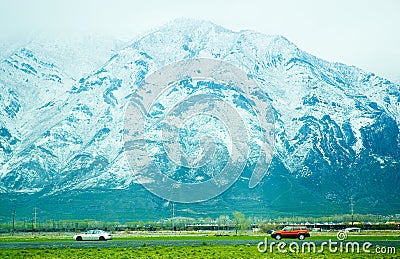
(0, 19, 399, 220)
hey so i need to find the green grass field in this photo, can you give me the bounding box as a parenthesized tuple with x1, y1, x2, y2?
(0, 231, 398, 258)
(0, 245, 398, 258)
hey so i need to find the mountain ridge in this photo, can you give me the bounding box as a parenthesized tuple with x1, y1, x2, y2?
(0, 19, 399, 220)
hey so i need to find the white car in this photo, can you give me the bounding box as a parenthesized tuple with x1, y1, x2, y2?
(344, 227, 361, 232)
(73, 230, 112, 241)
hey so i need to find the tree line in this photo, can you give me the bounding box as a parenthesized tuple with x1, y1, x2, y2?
(1, 212, 398, 233)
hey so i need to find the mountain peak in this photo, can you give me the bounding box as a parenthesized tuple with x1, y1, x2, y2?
(163, 18, 232, 33)
(0, 20, 399, 220)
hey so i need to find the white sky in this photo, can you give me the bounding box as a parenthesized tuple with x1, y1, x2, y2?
(1, 0, 399, 81)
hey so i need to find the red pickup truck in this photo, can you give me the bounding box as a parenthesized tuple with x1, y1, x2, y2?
(271, 226, 310, 240)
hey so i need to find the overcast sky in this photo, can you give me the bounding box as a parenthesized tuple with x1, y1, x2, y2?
(1, 0, 399, 81)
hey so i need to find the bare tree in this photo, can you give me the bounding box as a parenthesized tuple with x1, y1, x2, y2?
(233, 212, 250, 235)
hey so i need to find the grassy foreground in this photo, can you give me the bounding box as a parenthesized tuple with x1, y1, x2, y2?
(0, 245, 398, 259)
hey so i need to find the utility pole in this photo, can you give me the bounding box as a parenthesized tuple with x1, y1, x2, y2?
(33, 207, 37, 231)
(350, 197, 354, 226)
(12, 210, 16, 234)
(171, 202, 175, 231)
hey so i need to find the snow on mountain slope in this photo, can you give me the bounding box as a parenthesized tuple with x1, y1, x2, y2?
(0, 34, 127, 192)
(0, 19, 399, 214)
